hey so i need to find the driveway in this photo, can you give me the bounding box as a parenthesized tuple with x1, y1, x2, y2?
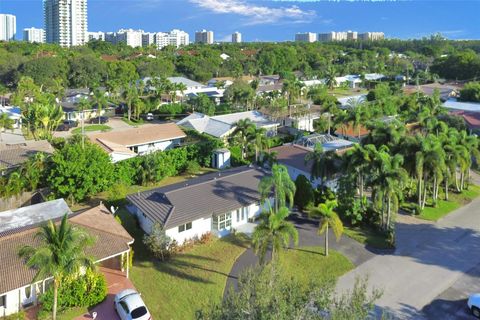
(53, 117, 133, 139)
(225, 212, 377, 295)
(1, 129, 26, 144)
(75, 267, 136, 320)
(335, 192, 480, 319)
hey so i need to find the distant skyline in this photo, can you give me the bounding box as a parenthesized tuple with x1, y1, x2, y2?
(1, 0, 479, 42)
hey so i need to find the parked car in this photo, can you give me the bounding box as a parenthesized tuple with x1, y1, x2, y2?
(145, 113, 154, 121)
(90, 116, 109, 124)
(114, 289, 151, 320)
(468, 293, 480, 318)
(56, 120, 78, 131)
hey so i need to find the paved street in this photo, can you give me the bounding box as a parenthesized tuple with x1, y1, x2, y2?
(336, 192, 480, 319)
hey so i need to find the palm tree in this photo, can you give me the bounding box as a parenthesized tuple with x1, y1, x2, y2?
(325, 66, 337, 90)
(304, 143, 338, 188)
(0, 112, 14, 142)
(92, 89, 108, 124)
(250, 127, 269, 163)
(77, 97, 91, 149)
(344, 144, 374, 198)
(252, 206, 298, 263)
(308, 199, 343, 256)
(19, 214, 95, 320)
(122, 85, 138, 122)
(230, 118, 255, 160)
(259, 164, 296, 213)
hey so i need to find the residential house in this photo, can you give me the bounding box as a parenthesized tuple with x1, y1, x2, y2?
(0, 140, 54, 174)
(403, 83, 461, 101)
(443, 98, 480, 113)
(177, 111, 279, 141)
(89, 123, 186, 162)
(207, 76, 255, 88)
(271, 134, 354, 188)
(450, 110, 480, 134)
(127, 166, 270, 244)
(0, 199, 133, 316)
(0, 106, 22, 129)
(60, 88, 115, 121)
(262, 104, 322, 133)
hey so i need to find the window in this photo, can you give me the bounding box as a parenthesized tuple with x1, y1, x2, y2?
(236, 209, 240, 222)
(0, 294, 6, 308)
(214, 213, 232, 231)
(178, 222, 192, 233)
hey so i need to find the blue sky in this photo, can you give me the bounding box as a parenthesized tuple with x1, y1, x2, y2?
(1, 0, 480, 42)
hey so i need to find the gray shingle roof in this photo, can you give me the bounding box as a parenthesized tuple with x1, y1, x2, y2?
(127, 166, 267, 229)
(0, 140, 54, 170)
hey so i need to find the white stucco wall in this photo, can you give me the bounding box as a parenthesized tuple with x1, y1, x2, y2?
(165, 217, 212, 244)
(110, 152, 136, 163)
(1, 281, 45, 316)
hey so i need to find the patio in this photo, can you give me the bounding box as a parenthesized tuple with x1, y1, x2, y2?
(235, 221, 258, 237)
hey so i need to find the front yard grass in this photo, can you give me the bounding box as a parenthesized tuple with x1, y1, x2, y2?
(71, 124, 111, 134)
(343, 226, 393, 250)
(278, 246, 354, 288)
(117, 209, 250, 320)
(417, 185, 480, 221)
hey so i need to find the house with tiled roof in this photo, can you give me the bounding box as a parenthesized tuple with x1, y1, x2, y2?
(89, 123, 186, 163)
(0, 140, 54, 174)
(0, 199, 133, 316)
(177, 111, 278, 141)
(127, 166, 271, 244)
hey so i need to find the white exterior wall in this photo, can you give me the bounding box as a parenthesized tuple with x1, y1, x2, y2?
(0, 14, 16, 41)
(1, 280, 47, 316)
(134, 207, 154, 235)
(110, 152, 136, 163)
(165, 217, 212, 244)
(134, 137, 182, 155)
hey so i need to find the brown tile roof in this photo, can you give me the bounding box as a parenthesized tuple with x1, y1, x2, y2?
(450, 110, 480, 129)
(271, 144, 313, 174)
(335, 123, 370, 138)
(0, 204, 133, 295)
(0, 140, 54, 170)
(127, 166, 267, 229)
(89, 123, 186, 151)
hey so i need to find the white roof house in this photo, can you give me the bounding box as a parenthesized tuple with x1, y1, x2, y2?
(177, 111, 279, 139)
(443, 98, 480, 112)
(0, 106, 22, 128)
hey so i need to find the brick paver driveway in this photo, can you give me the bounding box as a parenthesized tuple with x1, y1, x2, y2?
(75, 267, 136, 320)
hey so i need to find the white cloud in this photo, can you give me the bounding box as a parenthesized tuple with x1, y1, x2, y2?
(189, 0, 316, 25)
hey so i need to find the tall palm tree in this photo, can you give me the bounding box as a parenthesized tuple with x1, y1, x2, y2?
(308, 199, 343, 256)
(230, 118, 255, 160)
(259, 164, 296, 213)
(0, 113, 14, 142)
(122, 85, 138, 122)
(325, 66, 337, 90)
(304, 143, 338, 188)
(19, 214, 95, 320)
(77, 97, 91, 149)
(252, 206, 298, 263)
(92, 89, 108, 124)
(344, 144, 374, 198)
(250, 127, 269, 163)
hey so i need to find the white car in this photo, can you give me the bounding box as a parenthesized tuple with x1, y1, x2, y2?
(114, 289, 152, 320)
(146, 113, 154, 121)
(468, 293, 480, 318)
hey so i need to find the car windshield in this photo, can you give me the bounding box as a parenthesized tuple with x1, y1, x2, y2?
(131, 306, 148, 319)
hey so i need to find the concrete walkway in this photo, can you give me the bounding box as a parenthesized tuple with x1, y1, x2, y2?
(225, 212, 378, 294)
(336, 188, 480, 319)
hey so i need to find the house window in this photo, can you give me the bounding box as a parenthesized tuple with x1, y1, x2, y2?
(214, 212, 232, 231)
(178, 222, 192, 233)
(0, 294, 6, 308)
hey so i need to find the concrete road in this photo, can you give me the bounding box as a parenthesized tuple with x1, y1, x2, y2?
(336, 193, 480, 319)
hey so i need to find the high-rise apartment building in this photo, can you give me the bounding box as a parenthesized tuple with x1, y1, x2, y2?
(23, 27, 45, 43)
(295, 32, 317, 43)
(142, 32, 156, 47)
(87, 31, 104, 41)
(115, 29, 143, 48)
(358, 32, 385, 41)
(154, 29, 189, 49)
(0, 14, 16, 41)
(44, 0, 88, 47)
(195, 29, 214, 44)
(232, 32, 242, 43)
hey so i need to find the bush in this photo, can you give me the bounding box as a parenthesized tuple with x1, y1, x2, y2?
(185, 160, 201, 176)
(107, 182, 129, 204)
(294, 175, 314, 211)
(1, 311, 26, 320)
(199, 232, 214, 244)
(40, 270, 107, 312)
(143, 223, 172, 261)
(229, 145, 249, 167)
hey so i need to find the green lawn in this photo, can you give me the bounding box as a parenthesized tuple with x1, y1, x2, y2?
(121, 117, 144, 126)
(117, 209, 250, 320)
(278, 246, 354, 288)
(328, 87, 367, 98)
(418, 185, 480, 221)
(71, 124, 111, 134)
(343, 226, 393, 250)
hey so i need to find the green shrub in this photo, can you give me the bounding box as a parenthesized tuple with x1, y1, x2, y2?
(107, 182, 129, 204)
(185, 160, 201, 176)
(294, 175, 314, 211)
(1, 311, 26, 320)
(229, 145, 249, 167)
(40, 270, 107, 312)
